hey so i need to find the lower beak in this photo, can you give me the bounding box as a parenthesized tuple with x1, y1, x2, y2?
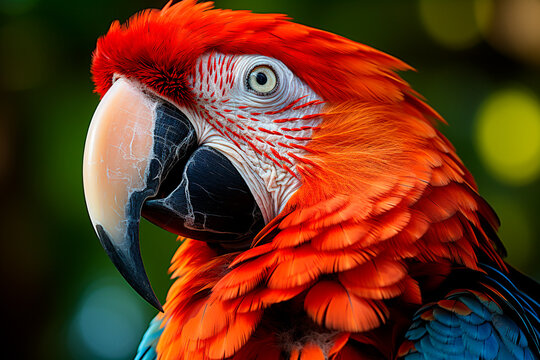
(83, 78, 197, 311)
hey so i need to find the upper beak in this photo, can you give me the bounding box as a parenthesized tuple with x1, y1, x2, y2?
(82, 78, 197, 311)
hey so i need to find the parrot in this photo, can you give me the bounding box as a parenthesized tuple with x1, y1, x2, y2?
(82, 1, 540, 359)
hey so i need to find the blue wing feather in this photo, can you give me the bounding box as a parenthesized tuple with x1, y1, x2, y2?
(134, 316, 164, 360)
(399, 263, 539, 359)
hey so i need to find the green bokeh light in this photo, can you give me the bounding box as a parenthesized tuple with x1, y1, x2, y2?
(475, 88, 540, 185)
(418, 0, 486, 50)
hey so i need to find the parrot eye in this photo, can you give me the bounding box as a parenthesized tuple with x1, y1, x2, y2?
(247, 65, 278, 95)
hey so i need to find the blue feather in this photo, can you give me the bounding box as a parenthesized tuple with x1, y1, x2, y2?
(459, 296, 497, 320)
(460, 319, 493, 340)
(134, 316, 164, 360)
(400, 264, 540, 360)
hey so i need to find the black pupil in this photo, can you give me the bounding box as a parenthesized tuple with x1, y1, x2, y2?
(256, 72, 267, 85)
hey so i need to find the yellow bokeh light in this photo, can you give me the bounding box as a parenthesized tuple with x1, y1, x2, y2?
(474, 0, 495, 34)
(475, 88, 540, 185)
(419, 0, 489, 50)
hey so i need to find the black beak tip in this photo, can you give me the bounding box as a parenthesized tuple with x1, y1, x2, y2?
(95, 225, 164, 312)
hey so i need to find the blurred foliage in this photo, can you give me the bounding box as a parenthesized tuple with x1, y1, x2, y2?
(0, 0, 539, 359)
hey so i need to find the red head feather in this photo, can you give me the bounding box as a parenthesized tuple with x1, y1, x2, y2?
(92, 1, 507, 358)
(93, 0, 422, 105)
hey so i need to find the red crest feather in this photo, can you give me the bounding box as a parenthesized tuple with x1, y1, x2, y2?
(93, 0, 417, 106)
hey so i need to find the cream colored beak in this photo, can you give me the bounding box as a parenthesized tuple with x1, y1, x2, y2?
(83, 78, 162, 310)
(83, 78, 155, 246)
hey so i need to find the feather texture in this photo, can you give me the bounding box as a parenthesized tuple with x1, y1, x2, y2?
(90, 1, 538, 359)
(398, 282, 538, 359)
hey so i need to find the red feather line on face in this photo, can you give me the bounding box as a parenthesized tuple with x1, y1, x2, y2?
(91, 1, 507, 358)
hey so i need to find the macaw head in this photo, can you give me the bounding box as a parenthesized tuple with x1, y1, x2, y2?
(83, 0, 503, 315)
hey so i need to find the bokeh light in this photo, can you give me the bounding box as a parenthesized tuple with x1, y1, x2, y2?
(418, 0, 489, 50)
(69, 278, 147, 360)
(486, 0, 540, 66)
(475, 88, 540, 186)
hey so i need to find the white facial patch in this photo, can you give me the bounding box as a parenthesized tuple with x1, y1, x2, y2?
(182, 53, 324, 223)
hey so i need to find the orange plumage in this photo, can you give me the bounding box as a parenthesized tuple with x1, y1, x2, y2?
(90, 1, 521, 359)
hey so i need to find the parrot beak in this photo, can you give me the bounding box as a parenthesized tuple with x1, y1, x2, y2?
(83, 78, 197, 311)
(83, 78, 265, 311)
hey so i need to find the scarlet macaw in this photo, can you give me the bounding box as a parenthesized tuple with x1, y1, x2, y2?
(82, 1, 540, 359)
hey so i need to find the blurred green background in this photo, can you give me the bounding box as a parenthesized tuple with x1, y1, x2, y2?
(1, 0, 539, 359)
